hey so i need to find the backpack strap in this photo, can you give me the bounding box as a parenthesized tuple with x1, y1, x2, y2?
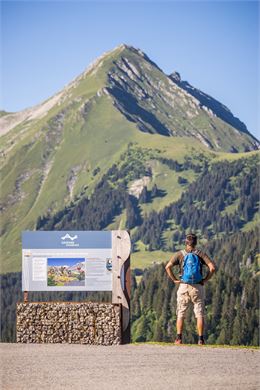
(180, 250, 187, 277)
(194, 249, 203, 262)
(193, 249, 204, 278)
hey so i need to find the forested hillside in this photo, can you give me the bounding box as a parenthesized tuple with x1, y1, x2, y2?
(1, 152, 259, 345)
(36, 152, 259, 253)
(131, 229, 259, 345)
(134, 154, 258, 250)
(1, 229, 258, 344)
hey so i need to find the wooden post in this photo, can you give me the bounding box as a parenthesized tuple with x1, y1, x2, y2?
(112, 230, 131, 344)
(122, 252, 131, 344)
(23, 291, 28, 303)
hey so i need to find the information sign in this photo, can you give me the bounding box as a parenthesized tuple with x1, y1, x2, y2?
(22, 231, 112, 291)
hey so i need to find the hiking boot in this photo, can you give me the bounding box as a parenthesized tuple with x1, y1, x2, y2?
(174, 338, 182, 345)
(198, 339, 205, 345)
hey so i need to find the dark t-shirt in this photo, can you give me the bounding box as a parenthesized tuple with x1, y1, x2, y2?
(169, 248, 213, 277)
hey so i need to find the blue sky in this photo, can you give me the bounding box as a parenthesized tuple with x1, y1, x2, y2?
(1, 0, 259, 137)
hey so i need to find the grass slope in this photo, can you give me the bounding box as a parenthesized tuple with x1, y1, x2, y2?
(0, 96, 138, 273)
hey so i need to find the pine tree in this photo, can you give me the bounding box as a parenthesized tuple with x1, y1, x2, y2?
(139, 186, 149, 204)
(151, 184, 158, 198)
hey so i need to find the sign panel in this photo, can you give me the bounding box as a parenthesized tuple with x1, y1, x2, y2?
(22, 231, 112, 291)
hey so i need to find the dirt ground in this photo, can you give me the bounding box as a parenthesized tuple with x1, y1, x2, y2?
(0, 343, 259, 390)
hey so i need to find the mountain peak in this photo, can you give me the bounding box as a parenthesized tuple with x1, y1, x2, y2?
(169, 71, 181, 84)
(117, 43, 135, 51)
(117, 43, 145, 55)
(1, 45, 258, 151)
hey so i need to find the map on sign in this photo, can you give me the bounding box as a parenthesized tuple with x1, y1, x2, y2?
(22, 231, 112, 291)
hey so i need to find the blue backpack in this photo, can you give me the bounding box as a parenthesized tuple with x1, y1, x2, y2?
(180, 250, 202, 284)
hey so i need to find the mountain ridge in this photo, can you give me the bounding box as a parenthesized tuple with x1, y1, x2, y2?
(169, 71, 254, 139)
(1, 44, 259, 150)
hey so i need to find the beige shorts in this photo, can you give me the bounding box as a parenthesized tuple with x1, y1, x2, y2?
(176, 283, 205, 319)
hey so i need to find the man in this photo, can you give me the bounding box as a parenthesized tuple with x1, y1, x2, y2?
(165, 233, 216, 345)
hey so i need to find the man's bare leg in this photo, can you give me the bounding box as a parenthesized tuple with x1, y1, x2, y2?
(174, 317, 184, 344)
(197, 317, 205, 344)
(196, 317, 204, 336)
(177, 317, 184, 334)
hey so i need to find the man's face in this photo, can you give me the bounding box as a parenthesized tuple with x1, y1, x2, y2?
(186, 243, 195, 251)
(185, 236, 197, 247)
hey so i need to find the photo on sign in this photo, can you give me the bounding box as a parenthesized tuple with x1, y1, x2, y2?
(106, 258, 112, 271)
(47, 258, 85, 287)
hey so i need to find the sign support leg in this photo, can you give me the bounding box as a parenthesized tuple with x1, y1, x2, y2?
(23, 291, 28, 303)
(112, 230, 131, 344)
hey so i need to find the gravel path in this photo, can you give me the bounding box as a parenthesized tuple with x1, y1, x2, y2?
(0, 343, 259, 390)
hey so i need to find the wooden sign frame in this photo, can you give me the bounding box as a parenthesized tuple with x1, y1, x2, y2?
(112, 230, 131, 344)
(22, 230, 131, 344)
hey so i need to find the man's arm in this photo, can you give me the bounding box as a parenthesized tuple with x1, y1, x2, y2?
(165, 254, 181, 284)
(201, 261, 216, 284)
(198, 251, 216, 284)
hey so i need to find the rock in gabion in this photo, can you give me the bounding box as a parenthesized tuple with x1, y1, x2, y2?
(16, 302, 121, 345)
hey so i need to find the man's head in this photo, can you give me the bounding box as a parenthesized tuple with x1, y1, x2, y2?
(185, 233, 197, 248)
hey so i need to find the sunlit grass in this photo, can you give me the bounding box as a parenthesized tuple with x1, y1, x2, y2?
(131, 341, 259, 350)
